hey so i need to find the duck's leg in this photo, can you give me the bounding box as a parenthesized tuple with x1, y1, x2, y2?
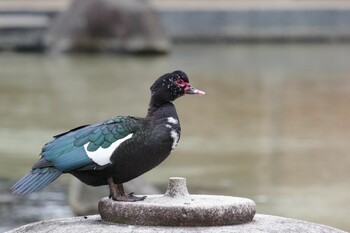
(107, 177, 119, 199)
(107, 177, 146, 202)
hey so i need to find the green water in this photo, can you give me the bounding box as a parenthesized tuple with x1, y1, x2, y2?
(1, 44, 350, 231)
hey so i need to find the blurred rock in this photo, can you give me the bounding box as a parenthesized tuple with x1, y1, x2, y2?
(45, 0, 170, 53)
(68, 177, 160, 216)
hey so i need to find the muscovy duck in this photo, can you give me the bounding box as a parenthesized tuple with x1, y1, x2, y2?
(11, 70, 205, 202)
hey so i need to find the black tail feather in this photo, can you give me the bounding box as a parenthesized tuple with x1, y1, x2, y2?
(11, 167, 62, 194)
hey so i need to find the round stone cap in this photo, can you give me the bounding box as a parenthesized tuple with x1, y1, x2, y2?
(98, 177, 256, 226)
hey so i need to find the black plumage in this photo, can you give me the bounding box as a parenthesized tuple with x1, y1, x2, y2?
(11, 70, 205, 201)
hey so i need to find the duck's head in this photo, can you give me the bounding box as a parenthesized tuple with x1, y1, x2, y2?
(150, 70, 205, 104)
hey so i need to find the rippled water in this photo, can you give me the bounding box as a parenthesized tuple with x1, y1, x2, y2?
(1, 44, 350, 232)
(0, 181, 72, 232)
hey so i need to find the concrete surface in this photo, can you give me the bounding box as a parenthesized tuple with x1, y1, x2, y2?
(99, 195, 256, 226)
(99, 177, 256, 226)
(5, 214, 347, 233)
(4, 177, 347, 232)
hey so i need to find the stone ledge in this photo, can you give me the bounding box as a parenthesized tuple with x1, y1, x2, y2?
(0, 15, 49, 28)
(154, 5, 350, 42)
(1, 0, 350, 51)
(98, 177, 255, 227)
(5, 214, 347, 233)
(99, 195, 256, 226)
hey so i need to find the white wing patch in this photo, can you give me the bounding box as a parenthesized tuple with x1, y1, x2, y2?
(167, 117, 179, 149)
(83, 133, 133, 166)
(170, 130, 179, 150)
(167, 117, 178, 125)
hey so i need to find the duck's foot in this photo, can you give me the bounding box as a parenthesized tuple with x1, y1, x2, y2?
(107, 177, 146, 202)
(112, 192, 147, 202)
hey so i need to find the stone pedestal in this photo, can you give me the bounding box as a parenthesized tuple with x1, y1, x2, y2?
(6, 214, 346, 233)
(98, 177, 256, 226)
(5, 177, 346, 233)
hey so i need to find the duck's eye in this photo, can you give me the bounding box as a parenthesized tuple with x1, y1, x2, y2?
(175, 78, 186, 86)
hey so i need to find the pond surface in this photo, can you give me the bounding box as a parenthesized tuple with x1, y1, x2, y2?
(0, 44, 350, 232)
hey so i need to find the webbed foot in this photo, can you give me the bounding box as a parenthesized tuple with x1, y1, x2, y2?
(107, 177, 146, 202)
(112, 192, 147, 202)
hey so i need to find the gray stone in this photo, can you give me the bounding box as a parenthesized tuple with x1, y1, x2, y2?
(45, 0, 170, 53)
(98, 177, 256, 226)
(5, 175, 346, 233)
(5, 214, 346, 233)
(164, 176, 189, 197)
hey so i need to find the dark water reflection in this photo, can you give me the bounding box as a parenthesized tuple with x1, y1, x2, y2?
(0, 44, 350, 231)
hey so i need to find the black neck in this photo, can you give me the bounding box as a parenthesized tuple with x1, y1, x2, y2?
(147, 98, 177, 119)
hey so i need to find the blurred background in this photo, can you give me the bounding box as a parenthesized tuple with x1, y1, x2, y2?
(1, 0, 350, 232)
